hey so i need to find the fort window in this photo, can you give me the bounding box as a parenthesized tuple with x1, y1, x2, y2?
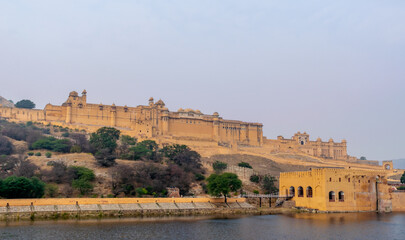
(338, 191, 344, 202)
(297, 186, 303, 197)
(339, 178, 341, 182)
(306, 187, 313, 198)
(300, 141, 304, 145)
(329, 177, 332, 182)
(348, 178, 350, 182)
(329, 191, 335, 202)
(289, 187, 295, 197)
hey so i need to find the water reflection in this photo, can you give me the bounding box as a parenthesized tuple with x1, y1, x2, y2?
(0, 213, 404, 240)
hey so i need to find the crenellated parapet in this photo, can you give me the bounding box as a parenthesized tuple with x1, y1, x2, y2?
(264, 131, 349, 160)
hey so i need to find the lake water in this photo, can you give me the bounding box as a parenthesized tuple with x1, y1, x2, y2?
(0, 213, 404, 240)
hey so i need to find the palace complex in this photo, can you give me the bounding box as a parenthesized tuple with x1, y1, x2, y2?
(0, 90, 361, 162)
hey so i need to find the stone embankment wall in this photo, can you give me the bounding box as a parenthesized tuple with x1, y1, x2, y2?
(203, 162, 258, 180)
(391, 191, 405, 212)
(0, 198, 254, 220)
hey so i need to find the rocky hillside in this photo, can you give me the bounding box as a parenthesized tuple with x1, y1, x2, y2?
(0, 96, 14, 108)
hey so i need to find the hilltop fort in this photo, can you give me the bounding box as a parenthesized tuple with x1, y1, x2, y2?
(0, 90, 371, 164)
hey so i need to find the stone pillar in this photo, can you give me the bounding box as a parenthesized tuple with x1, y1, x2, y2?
(110, 105, 117, 127)
(66, 103, 72, 124)
(162, 110, 169, 134)
(212, 112, 220, 141)
(213, 119, 219, 141)
(240, 125, 247, 142)
(258, 126, 263, 146)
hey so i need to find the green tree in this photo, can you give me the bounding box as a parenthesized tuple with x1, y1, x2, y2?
(360, 156, 367, 160)
(238, 162, 252, 169)
(207, 173, 242, 203)
(250, 175, 260, 183)
(401, 171, 405, 184)
(68, 166, 95, 182)
(90, 127, 121, 150)
(262, 175, 278, 194)
(212, 161, 227, 173)
(72, 178, 93, 195)
(90, 127, 120, 166)
(0, 176, 45, 198)
(45, 184, 58, 197)
(68, 166, 95, 195)
(15, 99, 36, 109)
(120, 135, 137, 145)
(31, 137, 71, 153)
(124, 140, 159, 161)
(161, 144, 189, 160)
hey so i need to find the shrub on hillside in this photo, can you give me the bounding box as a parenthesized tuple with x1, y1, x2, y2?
(195, 173, 205, 181)
(31, 137, 71, 153)
(67, 166, 95, 182)
(0, 135, 13, 155)
(72, 178, 93, 195)
(68, 166, 95, 195)
(41, 162, 68, 184)
(250, 175, 260, 183)
(70, 145, 82, 153)
(45, 184, 58, 197)
(262, 175, 278, 194)
(14, 159, 39, 178)
(238, 162, 252, 169)
(70, 133, 92, 152)
(35, 152, 41, 156)
(212, 161, 227, 173)
(45, 152, 52, 158)
(27, 152, 34, 156)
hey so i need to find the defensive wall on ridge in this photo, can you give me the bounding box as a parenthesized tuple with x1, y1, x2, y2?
(0, 90, 381, 165)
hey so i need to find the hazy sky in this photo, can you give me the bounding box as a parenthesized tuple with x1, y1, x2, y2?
(1, 1, 404, 161)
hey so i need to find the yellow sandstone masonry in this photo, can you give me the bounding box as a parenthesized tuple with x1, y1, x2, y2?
(0, 90, 263, 146)
(279, 168, 404, 212)
(0, 90, 358, 161)
(0, 197, 245, 207)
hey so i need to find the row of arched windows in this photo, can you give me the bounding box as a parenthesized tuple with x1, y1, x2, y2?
(288, 186, 345, 202)
(329, 191, 344, 202)
(289, 186, 313, 198)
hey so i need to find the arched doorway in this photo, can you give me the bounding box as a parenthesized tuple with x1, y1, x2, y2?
(306, 187, 313, 198)
(338, 191, 344, 202)
(289, 186, 295, 197)
(329, 191, 335, 202)
(297, 186, 304, 197)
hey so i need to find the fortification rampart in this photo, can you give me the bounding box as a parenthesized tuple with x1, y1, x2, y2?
(0, 90, 383, 168)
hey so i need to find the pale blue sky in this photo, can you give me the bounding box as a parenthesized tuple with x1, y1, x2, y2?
(0, 1, 404, 161)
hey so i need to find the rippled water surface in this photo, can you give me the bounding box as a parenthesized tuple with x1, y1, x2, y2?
(1, 213, 404, 240)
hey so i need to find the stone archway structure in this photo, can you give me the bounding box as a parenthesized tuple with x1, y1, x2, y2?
(382, 161, 393, 170)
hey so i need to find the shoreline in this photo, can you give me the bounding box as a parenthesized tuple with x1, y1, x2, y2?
(0, 206, 297, 222)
